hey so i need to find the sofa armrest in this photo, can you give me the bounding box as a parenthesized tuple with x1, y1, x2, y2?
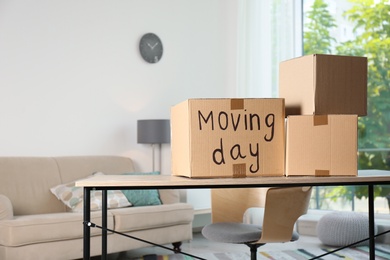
(0, 194, 14, 220)
(159, 189, 180, 204)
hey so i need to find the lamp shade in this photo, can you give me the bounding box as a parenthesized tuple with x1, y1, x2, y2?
(137, 119, 171, 144)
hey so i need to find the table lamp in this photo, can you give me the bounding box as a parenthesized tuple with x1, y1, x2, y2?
(137, 119, 170, 171)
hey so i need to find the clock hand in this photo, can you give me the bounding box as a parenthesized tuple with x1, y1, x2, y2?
(150, 42, 159, 50)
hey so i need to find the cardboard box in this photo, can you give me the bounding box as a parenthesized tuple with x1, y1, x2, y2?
(285, 115, 357, 176)
(171, 98, 285, 178)
(279, 54, 367, 116)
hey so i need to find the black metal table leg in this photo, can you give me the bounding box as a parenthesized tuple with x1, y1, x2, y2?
(83, 187, 91, 260)
(368, 184, 375, 260)
(102, 189, 108, 260)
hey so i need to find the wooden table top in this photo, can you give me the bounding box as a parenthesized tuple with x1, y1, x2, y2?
(76, 170, 390, 189)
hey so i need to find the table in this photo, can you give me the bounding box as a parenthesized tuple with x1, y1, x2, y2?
(76, 170, 390, 260)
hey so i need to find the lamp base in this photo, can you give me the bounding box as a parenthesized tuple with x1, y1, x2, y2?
(151, 143, 162, 172)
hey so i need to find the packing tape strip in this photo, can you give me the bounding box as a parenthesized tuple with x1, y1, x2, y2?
(231, 99, 244, 110)
(233, 163, 246, 178)
(313, 115, 328, 126)
(315, 170, 330, 176)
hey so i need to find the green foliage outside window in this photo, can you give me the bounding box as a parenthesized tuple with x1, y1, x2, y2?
(304, 0, 390, 211)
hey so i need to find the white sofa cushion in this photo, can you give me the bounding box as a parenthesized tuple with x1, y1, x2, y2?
(0, 203, 194, 247)
(0, 211, 113, 247)
(111, 203, 194, 232)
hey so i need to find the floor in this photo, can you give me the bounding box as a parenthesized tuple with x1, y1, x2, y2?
(95, 232, 323, 259)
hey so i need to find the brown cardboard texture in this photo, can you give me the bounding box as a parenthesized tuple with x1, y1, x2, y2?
(279, 54, 367, 116)
(285, 115, 357, 176)
(171, 98, 285, 178)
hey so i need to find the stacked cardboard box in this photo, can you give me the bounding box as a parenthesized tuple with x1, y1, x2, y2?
(279, 54, 367, 176)
(171, 98, 285, 178)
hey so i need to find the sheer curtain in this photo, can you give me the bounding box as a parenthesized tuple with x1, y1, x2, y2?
(236, 0, 303, 98)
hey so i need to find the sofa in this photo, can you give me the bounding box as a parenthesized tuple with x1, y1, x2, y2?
(0, 156, 194, 259)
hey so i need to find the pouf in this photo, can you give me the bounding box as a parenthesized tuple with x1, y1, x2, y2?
(317, 211, 377, 247)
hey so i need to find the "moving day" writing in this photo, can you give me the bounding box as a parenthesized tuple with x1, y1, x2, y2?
(197, 110, 277, 174)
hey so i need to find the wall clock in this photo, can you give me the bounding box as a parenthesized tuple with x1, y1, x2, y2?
(139, 33, 163, 63)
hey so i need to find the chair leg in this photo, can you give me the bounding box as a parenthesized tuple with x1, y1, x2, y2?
(246, 244, 262, 260)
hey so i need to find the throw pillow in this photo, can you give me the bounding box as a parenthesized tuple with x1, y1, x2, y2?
(121, 171, 162, 207)
(50, 173, 131, 211)
(72, 189, 131, 212)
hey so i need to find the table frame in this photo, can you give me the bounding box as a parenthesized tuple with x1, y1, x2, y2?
(77, 171, 390, 260)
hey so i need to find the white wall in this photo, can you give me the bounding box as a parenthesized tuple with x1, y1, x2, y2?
(0, 0, 238, 176)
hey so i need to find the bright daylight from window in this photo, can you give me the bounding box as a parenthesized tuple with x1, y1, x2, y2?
(303, 0, 390, 214)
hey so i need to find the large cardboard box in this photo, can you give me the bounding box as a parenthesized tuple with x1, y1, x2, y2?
(279, 54, 367, 116)
(171, 98, 285, 178)
(285, 115, 357, 176)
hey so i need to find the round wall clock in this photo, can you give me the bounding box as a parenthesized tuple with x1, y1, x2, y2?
(139, 33, 163, 63)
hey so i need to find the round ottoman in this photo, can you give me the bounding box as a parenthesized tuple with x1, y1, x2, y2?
(317, 211, 377, 247)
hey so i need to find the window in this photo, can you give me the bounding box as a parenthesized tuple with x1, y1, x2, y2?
(303, 0, 390, 214)
(238, 0, 389, 214)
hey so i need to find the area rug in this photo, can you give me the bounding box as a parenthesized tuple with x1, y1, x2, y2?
(133, 244, 390, 260)
(133, 252, 250, 260)
(258, 244, 390, 260)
